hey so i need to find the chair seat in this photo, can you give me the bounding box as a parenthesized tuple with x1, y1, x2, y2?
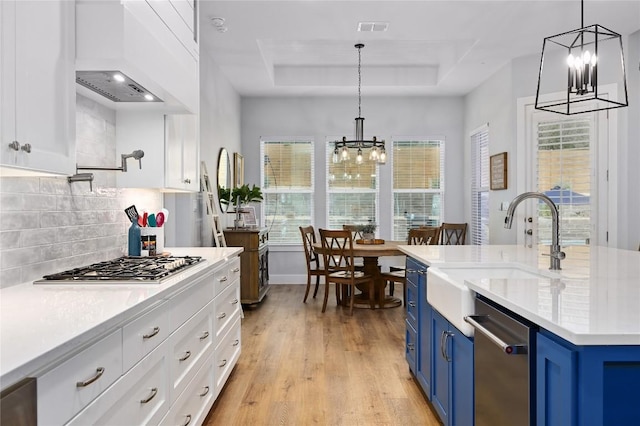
(329, 270, 366, 279)
(382, 270, 406, 280)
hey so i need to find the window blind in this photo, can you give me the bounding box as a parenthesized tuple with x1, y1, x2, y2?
(391, 139, 445, 241)
(326, 139, 379, 231)
(261, 139, 314, 244)
(470, 126, 489, 245)
(536, 118, 592, 246)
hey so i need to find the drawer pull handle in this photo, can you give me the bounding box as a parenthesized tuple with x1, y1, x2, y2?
(233, 339, 239, 347)
(179, 351, 192, 362)
(232, 267, 240, 273)
(140, 387, 158, 404)
(143, 326, 160, 339)
(218, 359, 227, 367)
(219, 276, 228, 283)
(76, 367, 105, 387)
(199, 386, 210, 397)
(408, 301, 416, 308)
(217, 312, 226, 319)
(232, 299, 239, 305)
(199, 331, 210, 340)
(182, 414, 192, 426)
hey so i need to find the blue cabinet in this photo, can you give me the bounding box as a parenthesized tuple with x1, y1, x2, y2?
(431, 309, 474, 426)
(405, 258, 431, 397)
(405, 258, 421, 373)
(537, 330, 640, 426)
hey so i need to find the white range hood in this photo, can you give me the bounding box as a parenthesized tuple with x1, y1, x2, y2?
(75, 0, 199, 113)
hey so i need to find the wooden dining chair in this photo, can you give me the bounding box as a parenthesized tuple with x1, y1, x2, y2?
(382, 228, 438, 304)
(299, 226, 327, 303)
(319, 228, 376, 315)
(439, 223, 468, 245)
(419, 226, 442, 245)
(342, 224, 365, 270)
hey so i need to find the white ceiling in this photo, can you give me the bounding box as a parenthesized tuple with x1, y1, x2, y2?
(198, 0, 640, 97)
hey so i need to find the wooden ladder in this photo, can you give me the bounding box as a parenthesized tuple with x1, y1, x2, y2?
(200, 161, 227, 247)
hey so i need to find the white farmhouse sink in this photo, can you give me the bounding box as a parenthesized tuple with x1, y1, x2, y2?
(426, 264, 555, 336)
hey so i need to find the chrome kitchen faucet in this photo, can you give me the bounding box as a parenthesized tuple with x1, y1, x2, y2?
(504, 191, 565, 270)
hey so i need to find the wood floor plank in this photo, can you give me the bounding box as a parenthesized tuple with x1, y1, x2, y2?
(204, 284, 441, 426)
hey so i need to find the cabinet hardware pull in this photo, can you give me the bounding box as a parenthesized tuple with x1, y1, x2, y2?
(140, 387, 158, 404)
(8, 141, 20, 151)
(232, 299, 239, 305)
(233, 339, 239, 346)
(199, 386, 210, 397)
(182, 414, 192, 426)
(464, 315, 527, 355)
(217, 312, 226, 319)
(143, 326, 160, 339)
(440, 331, 447, 361)
(218, 359, 227, 367)
(443, 331, 454, 362)
(20, 143, 31, 153)
(232, 267, 240, 273)
(179, 351, 192, 362)
(408, 301, 416, 308)
(219, 276, 228, 282)
(407, 343, 415, 351)
(183, 178, 191, 184)
(199, 331, 210, 340)
(76, 367, 105, 387)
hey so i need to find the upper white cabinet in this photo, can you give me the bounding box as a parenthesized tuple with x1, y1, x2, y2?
(0, 0, 76, 176)
(116, 111, 199, 192)
(75, 0, 199, 113)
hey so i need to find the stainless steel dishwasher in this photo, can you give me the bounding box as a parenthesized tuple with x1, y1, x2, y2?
(465, 298, 536, 426)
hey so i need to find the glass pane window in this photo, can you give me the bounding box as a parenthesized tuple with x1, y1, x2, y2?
(471, 126, 489, 245)
(261, 139, 314, 244)
(536, 118, 592, 246)
(326, 140, 378, 231)
(392, 139, 445, 241)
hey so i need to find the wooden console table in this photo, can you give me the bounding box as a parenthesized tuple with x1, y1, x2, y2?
(223, 227, 270, 304)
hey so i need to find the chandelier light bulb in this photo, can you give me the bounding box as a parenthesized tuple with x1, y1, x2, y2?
(356, 149, 363, 164)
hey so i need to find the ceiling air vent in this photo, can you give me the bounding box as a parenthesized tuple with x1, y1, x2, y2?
(76, 71, 162, 103)
(357, 22, 389, 32)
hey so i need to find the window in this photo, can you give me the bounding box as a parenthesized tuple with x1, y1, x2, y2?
(536, 117, 592, 246)
(260, 138, 314, 244)
(326, 140, 378, 230)
(392, 139, 445, 241)
(471, 125, 489, 245)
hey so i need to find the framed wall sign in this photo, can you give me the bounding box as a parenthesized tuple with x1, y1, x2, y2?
(240, 205, 257, 227)
(233, 153, 244, 187)
(490, 152, 508, 190)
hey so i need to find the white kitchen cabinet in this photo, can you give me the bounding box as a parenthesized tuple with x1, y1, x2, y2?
(0, 0, 75, 176)
(116, 111, 199, 192)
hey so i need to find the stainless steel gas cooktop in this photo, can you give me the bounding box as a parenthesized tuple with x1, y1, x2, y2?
(34, 256, 203, 284)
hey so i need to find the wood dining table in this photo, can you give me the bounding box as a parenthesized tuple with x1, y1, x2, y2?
(313, 240, 406, 309)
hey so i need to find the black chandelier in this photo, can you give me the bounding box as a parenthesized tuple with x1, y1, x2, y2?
(333, 44, 386, 165)
(535, 0, 628, 115)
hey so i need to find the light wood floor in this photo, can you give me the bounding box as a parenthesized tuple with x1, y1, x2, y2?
(204, 284, 442, 426)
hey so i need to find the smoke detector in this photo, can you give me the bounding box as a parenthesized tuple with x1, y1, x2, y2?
(210, 17, 228, 33)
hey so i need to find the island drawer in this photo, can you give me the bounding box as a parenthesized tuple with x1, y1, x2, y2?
(122, 300, 171, 371)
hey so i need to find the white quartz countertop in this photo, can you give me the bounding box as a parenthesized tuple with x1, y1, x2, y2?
(399, 245, 640, 346)
(0, 247, 242, 391)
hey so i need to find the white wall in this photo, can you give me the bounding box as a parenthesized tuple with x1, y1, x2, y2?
(463, 31, 640, 250)
(240, 96, 465, 283)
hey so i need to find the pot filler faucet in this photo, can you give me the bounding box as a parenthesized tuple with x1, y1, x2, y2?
(67, 150, 145, 191)
(504, 191, 565, 270)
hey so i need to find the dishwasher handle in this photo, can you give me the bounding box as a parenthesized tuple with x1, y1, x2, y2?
(464, 315, 527, 355)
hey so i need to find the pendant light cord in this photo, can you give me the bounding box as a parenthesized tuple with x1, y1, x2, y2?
(357, 44, 362, 118)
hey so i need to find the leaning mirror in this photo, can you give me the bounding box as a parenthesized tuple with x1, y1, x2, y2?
(217, 148, 231, 212)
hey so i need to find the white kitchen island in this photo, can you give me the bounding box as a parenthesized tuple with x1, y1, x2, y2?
(398, 244, 640, 426)
(0, 247, 242, 425)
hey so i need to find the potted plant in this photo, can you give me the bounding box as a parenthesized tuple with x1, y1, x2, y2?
(231, 184, 263, 209)
(358, 223, 377, 241)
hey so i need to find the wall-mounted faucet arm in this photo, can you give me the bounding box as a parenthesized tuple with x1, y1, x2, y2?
(504, 191, 565, 270)
(76, 150, 145, 173)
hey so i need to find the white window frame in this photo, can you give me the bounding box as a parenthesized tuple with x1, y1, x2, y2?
(390, 137, 446, 241)
(325, 137, 380, 231)
(260, 137, 315, 245)
(470, 124, 490, 245)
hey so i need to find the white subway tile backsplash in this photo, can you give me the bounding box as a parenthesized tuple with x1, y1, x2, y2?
(0, 94, 163, 288)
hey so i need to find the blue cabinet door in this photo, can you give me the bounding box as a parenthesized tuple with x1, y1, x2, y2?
(431, 310, 451, 425)
(417, 298, 432, 399)
(536, 332, 577, 426)
(451, 327, 474, 426)
(406, 320, 418, 373)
